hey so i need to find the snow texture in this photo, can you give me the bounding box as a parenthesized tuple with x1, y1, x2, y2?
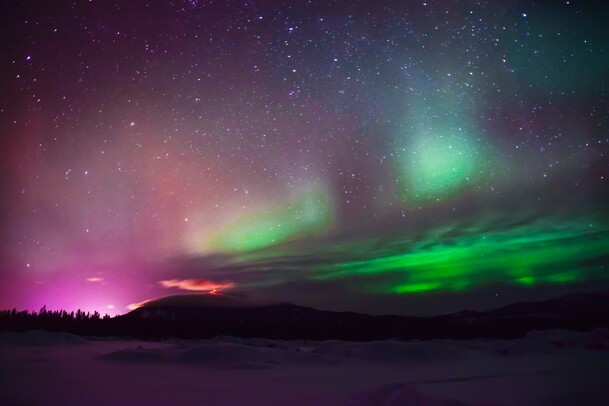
(1, 329, 609, 405)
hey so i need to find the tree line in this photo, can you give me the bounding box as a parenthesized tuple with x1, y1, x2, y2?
(0, 306, 116, 337)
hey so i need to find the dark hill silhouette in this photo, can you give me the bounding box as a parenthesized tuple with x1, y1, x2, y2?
(115, 290, 609, 340)
(479, 290, 609, 318)
(2, 291, 609, 341)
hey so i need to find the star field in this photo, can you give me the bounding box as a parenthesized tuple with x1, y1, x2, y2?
(1, 0, 608, 315)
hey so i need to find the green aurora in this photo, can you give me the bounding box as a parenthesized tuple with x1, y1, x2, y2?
(397, 127, 481, 200)
(394, 84, 490, 202)
(194, 83, 607, 296)
(208, 187, 333, 253)
(312, 215, 609, 294)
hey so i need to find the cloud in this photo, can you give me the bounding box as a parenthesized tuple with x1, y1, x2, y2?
(126, 280, 237, 311)
(159, 278, 236, 292)
(86, 277, 105, 283)
(126, 299, 153, 310)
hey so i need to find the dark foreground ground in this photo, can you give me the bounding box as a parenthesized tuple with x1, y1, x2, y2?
(1, 329, 609, 405)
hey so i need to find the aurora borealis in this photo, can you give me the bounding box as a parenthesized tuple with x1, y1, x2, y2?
(1, 0, 608, 316)
(314, 215, 609, 293)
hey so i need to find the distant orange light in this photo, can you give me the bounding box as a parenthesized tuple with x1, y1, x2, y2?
(158, 279, 235, 292)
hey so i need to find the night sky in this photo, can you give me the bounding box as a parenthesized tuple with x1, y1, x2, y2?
(1, 0, 608, 316)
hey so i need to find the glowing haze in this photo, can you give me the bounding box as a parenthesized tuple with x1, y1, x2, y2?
(1, 1, 608, 316)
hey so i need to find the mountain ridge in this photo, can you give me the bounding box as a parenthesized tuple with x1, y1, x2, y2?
(116, 290, 609, 340)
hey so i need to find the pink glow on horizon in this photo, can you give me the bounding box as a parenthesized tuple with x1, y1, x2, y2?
(7, 264, 151, 317)
(5, 262, 239, 316)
